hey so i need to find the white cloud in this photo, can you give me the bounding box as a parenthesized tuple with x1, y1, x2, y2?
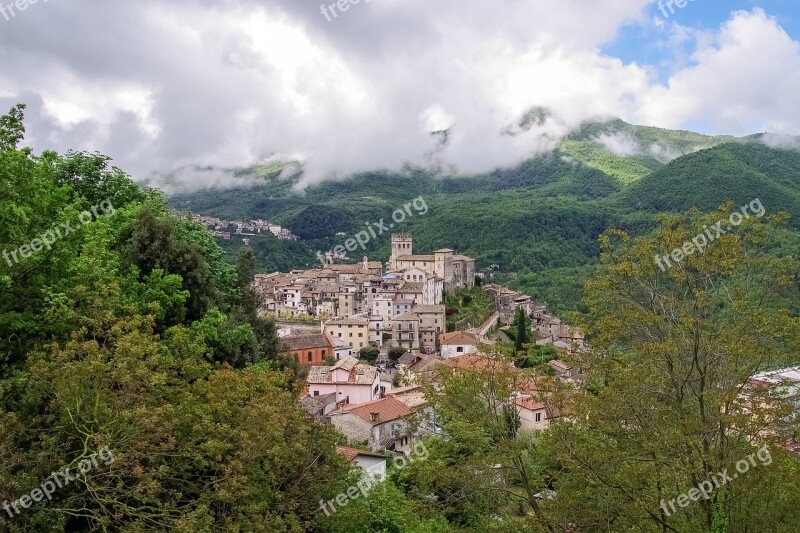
(594, 132, 643, 156)
(0, 2, 798, 190)
(639, 9, 800, 134)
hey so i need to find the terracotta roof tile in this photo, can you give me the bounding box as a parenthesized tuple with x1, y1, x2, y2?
(440, 331, 480, 346)
(282, 333, 335, 351)
(338, 397, 413, 424)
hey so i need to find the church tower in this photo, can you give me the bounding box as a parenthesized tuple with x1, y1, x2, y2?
(390, 233, 413, 270)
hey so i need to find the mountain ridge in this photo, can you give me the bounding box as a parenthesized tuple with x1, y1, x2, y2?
(168, 120, 800, 314)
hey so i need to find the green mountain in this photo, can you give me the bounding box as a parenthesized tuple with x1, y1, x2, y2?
(168, 118, 800, 314)
(559, 117, 741, 184)
(620, 142, 800, 216)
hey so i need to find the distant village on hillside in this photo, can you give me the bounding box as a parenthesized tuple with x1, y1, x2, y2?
(253, 233, 587, 456)
(191, 214, 298, 245)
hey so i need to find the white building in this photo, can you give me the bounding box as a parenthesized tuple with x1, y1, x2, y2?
(440, 331, 480, 358)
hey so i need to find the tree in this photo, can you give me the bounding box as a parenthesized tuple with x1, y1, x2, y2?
(388, 347, 406, 363)
(0, 105, 369, 533)
(325, 478, 452, 533)
(360, 346, 380, 363)
(513, 306, 531, 353)
(0, 317, 352, 532)
(408, 347, 558, 530)
(123, 209, 215, 322)
(541, 205, 800, 531)
(0, 103, 25, 151)
(524, 344, 557, 369)
(235, 247, 259, 318)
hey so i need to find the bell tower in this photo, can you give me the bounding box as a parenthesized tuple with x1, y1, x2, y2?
(390, 233, 413, 270)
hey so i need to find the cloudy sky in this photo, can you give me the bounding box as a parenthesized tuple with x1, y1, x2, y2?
(1, 0, 799, 188)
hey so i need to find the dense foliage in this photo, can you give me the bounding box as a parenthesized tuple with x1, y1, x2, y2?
(3, 104, 800, 531)
(0, 106, 352, 531)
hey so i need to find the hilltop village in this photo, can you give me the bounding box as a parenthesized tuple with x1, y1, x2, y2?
(191, 214, 298, 243)
(253, 233, 586, 455)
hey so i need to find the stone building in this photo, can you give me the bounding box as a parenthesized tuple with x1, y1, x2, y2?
(389, 234, 474, 294)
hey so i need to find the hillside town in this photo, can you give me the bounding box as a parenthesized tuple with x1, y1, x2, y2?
(254, 233, 588, 456)
(191, 214, 298, 243)
(254, 232, 800, 483)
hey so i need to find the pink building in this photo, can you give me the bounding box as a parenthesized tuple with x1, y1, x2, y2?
(307, 357, 381, 406)
(515, 397, 561, 432)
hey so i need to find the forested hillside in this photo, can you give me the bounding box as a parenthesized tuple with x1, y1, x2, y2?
(170, 118, 800, 314)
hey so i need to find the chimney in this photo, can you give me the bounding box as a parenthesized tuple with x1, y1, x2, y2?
(370, 412, 380, 423)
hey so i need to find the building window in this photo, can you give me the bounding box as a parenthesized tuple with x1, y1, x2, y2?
(535, 413, 542, 423)
(321, 350, 326, 357)
(313, 391, 319, 397)
(350, 333, 353, 337)
(457, 347, 464, 353)
(358, 333, 363, 338)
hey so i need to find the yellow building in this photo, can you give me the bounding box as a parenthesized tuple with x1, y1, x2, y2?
(323, 316, 370, 350)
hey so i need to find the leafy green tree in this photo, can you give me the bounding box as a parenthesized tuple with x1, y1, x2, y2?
(388, 347, 406, 363)
(0, 103, 25, 151)
(359, 346, 380, 363)
(524, 344, 557, 369)
(325, 479, 452, 533)
(0, 105, 340, 533)
(409, 348, 557, 530)
(542, 206, 800, 532)
(0, 316, 351, 532)
(123, 209, 215, 322)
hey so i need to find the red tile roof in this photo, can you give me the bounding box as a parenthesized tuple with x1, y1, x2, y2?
(440, 331, 480, 346)
(339, 397, 413, 424)
(282, 333, 335, 351)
